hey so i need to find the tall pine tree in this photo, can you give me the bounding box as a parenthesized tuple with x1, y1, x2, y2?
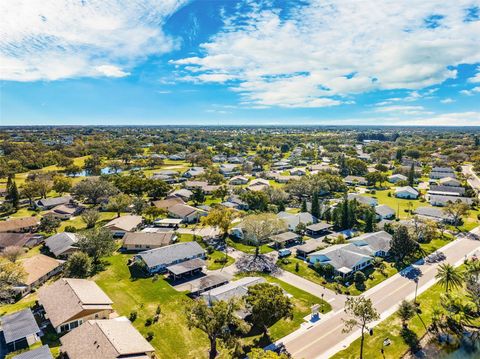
(408, 163, 415, 187)
(301, 198, 308, 213)
(6, 179, 19, 209)
(311, 191, 320, 219)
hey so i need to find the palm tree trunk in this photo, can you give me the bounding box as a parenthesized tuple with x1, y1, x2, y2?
(360, 329, 365, 359)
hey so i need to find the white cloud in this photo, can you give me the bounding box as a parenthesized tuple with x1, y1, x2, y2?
(173, 0, 480, 108)
(95, 65, 129, 78)
(440, 98, 455, 103)
(460, 86, 480, 95)
(0, 0, 187, 81)
(373, 105, 433, 116)
(468, 66, 480, 83)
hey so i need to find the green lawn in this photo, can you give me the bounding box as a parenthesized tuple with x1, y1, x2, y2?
(94, 253, 210, 359)
(227, 239, 274, 254)
(206, 250, 235, 270)
(332, 269, 473, 359)
(364, 189, 426, 219)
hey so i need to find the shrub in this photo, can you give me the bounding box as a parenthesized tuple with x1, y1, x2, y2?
(145, 318, 153, 326)
(295, 262, 300, 272)
(206, 245, 214, 255)
(129, 311, 137, 322)
(64, 225, 77, 233)
(146, 332, 154, 341)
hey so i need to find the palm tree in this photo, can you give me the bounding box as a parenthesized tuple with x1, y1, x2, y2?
(435, 263, 464, 293)
(465, 259, 480, 282)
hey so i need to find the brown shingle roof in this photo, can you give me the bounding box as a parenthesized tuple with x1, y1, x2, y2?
(0, 217, 39, 233)
(20, 254, 63, 286)
(151, 197, 185, 210)
(38, 278, 113, 328)
(104, 215, 142, 232)
(60, 320, 154, 359)
(122, 232, 175, 247)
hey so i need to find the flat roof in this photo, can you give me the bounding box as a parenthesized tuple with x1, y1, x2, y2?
(166, 258, 205, 275)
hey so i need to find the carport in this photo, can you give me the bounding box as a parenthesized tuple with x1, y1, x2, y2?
(166, 258, 205, 280)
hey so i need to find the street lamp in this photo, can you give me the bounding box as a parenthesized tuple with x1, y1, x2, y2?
(321, 293, 324, 313)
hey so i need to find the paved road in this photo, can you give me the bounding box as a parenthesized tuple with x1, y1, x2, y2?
(462, 165, 480, 193)
(282, 229, 480, 359)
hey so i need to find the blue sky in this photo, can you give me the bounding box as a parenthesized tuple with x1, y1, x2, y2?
(1, 0, 479, 126)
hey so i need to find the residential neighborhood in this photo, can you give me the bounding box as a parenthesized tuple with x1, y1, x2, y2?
(0, 126, 479, 359)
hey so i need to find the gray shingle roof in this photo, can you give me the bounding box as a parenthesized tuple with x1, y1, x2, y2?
(12, 345, 53, 359)
(37, 195, 72, 208)
(44, 232, 79, 257)
(1, 309, 40, 344)
(137, 241, 205, 268)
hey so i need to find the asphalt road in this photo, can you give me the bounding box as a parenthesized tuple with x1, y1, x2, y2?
(462, 165, 480, 193)
(282, 229, 480, 359)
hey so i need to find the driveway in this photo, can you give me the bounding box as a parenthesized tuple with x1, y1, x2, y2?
(281, 229, 480, 359)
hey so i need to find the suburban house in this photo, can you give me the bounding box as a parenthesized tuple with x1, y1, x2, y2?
(219, 163, 240, 177)
(0, 217, 40, 233)
(344, 176, 368, 186)
(430, 167, 455, 180)
(38, 278, 114, 334)
(395, 186, 419, 199)
(308, 231, 392, 277)
(201, 277, 265, 306)
(168, 203, 208, 223)
(183, 167, 205, 178)
(185, 180, 208, 190)
(0, 233, 39, 251)
(428, 195, 473, 207)
(375, 205, 396, 220)
(388, 174, 407, 183)
(229, 175, 249, 185)
(44, 232, 80, 258)
(247, 178, 270, 192)
(414, 206, 454, 223)
(152, 218, 183, 229)
(305, 222, 333, 237)
(222, 195, 249, 210)
(12, 345, 53, 359)
(135, 241, 206, 275)
(290, 168, 307, 176)
(46, 203, 84, 220)
(438, 177, 461, 187)
(296, 238, 326, 259)
(152, 196, 185, 210)
(121, 231, 176, 251)
(103, 215, 143, 237)
(347, 193, 378, 206)
(60, 319, 155, 359)
(36, 195, 72, 210)
(428, 185, 465, 197)
(16, 254, 64, 297)
(0, 309, 41, 352)
(168, 188, 193, 201)
(277, 211, 317, 231)
(270, 231, 301, 248)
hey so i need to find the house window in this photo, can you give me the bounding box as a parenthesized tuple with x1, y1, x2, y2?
(70, 321, 79, 329)
(60, 324, 69, 332)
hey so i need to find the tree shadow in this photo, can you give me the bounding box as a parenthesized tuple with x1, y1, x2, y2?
(401, 327, 420, 351)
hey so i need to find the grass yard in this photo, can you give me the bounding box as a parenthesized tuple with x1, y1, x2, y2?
(364, 189, 426, 219)
(57, 211, 118, 232)
(94, 253, 210, 359)
(227, 238, 274, 254)
(206, 250, 235, 270)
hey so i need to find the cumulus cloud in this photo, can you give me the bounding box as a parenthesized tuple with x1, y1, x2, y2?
(172, 0, 480, 108)
(468, 66, 480, 83)
(460, 86, 480, 95)
(0, 0, 187, 81)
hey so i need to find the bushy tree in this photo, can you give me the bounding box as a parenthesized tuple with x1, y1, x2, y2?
(78, 228, 116, 266)
(73, 178, 118, 204)
(186, 299, 247, 359)
(52, 175, 72, 194)
(245, 283, 293, 336)
(390, 225, 418, 262)
(398, 300, 416, 328)
(81, 208, 100, 228)
(39, 214, 61, 234)
(107, 193, 132, 217)
(65, 252, 92, 278)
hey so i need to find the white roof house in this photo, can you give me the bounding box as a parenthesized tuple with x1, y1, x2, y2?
(395, 186, 419, 199)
